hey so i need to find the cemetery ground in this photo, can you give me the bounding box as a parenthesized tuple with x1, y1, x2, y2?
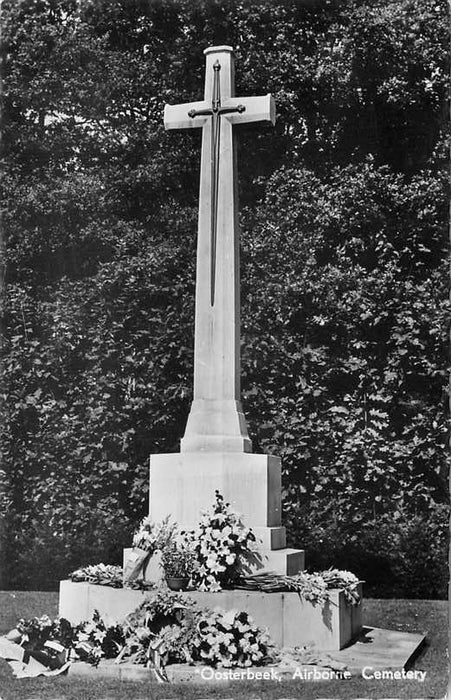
(0, 591, 447, 700)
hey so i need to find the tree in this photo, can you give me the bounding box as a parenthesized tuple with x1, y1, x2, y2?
(1, 0, 448, 593)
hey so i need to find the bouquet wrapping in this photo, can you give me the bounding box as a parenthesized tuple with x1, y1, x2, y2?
(123, 547, 151, 584)
(124, 516, 176, 584)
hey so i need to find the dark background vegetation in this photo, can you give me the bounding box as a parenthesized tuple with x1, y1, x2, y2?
(1, 0, 449, 597)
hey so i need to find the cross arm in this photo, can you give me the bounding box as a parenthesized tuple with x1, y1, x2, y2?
(223, 94, 275, 126)
(164, 101, 208, 130)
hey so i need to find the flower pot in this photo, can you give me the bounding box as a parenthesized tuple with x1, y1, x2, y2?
(165, 576, 189, 591)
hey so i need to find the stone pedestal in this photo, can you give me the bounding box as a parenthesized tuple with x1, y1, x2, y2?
(147, 451, 304, 577)
(59, 581, 362, 651)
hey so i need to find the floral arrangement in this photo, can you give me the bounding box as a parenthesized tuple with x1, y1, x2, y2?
(161, 538, 196, 579)
(7, 570, 367, 678)
(318, 568, 363, 605)
(123, 516, 176, 584)
(3, 615, 73, 676)
(126, 589, 192, 628)
(14, 611, 125, 671)
(2, 592, 274, 677)
(68, 496, 362, 610)
(237, 568, 363, 606)
(119, 592, 273, 670)
(75, 610, 125, 667)
(115, 491, 257, 589)
(285, 572, 329, 605)
(185, 491, 256, 592)
(12, 615, 75, 672)
(132, 515, 176, 553)
(156, 618, 198, 664)
(69, 562, 154, 590)
(70, 563, 124, 588)
(16, 615, 74, 649)
(121, 590, 201, 667)
(98, 589, 200, 677)
(191, 609, 272, 668)
(113, 617, 153, 667)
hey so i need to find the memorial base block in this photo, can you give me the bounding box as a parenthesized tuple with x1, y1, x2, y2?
(59, 580, 362, 651)
(149, 451, 283, 528)
(148, 451, 305, 576)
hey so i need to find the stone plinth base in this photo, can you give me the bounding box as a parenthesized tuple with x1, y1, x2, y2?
(148, 451, 304, 575)
(59, 581, 362, 651)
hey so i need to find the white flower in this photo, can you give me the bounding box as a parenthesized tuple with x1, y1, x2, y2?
(240, 638, 251, 651)
(207, 580, 221, 592)
(222, 610, 237, 627)
(207, 560, 224, 574)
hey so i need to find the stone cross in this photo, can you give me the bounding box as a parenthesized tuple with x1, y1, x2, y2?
(164, 46, 275, 453)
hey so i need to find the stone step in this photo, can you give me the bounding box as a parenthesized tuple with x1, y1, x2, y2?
(67, 625, 427, 683)
(123, 544, 305, 583)
(253, 525, 286, 550)
(246, 546, 305, 576)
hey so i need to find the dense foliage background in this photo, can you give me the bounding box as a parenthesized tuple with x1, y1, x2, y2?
(1, 0, 449, 596)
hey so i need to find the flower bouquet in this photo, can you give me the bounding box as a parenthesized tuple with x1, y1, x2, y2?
(187, 491, 256, 592)
(75, 610, 124, 667)
(70, 563, 123, 588)
(0, 615, 75, 677)
(235, 568, 363, 606)
(191, 608, 273, 668)
(114, 590, 199, 679)
(318, 568, 363, 605)
(124, 516, 176, 584)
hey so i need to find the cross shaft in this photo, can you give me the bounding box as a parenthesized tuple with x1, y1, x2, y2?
(164, 46, 275, 453)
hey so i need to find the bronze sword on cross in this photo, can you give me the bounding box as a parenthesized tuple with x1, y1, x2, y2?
(187, 60, 246, 305)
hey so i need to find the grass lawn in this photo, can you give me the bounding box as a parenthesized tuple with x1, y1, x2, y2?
(0, 591, 447, 699)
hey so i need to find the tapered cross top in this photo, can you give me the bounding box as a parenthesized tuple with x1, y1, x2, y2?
(164, 46, 275, 453)
(164, 45, 274, 128)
